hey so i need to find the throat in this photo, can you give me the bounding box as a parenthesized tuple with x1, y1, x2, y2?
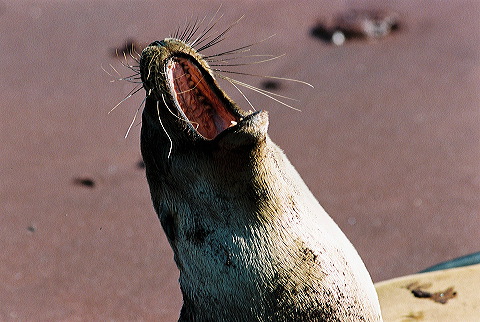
(167, 57, 238, 140)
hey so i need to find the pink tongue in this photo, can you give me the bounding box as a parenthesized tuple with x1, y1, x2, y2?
(168, 57, 238, 140)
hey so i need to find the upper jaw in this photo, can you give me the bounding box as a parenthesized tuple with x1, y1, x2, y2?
(141, 39, 253, 142)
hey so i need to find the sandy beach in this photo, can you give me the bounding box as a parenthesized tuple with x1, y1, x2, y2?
(1, 0, 479, 319)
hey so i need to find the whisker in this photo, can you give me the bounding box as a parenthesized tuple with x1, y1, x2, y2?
(224, 77, 257, 111)
(171, 22, 182, 40)
(218, 75, 302, 111)
(196, 15, 245, 52)
(102, 64, 121, 79)
(109, 84, 143, 114)
(157, 97, 173, 158)
(178, 17, 189, 41)
(183, 16, 202, 43)
(105, 63, 142, 84)
(213, 69, 314, 88)
(124, 94, 146, 138)
(205, 54, 278, 63)
(179, 16, 195, 42)
(118, 57, 141, 74)
(104, 48, 142, 82)
(189, 5, 223, 47)
(189, 13, 225, 49)
(208, 54, 286, 67)
(129, 46, 142, 61)
(202, 34, 276, 58)
(121, 76, 142, 84)
(221, 75, 298, 101)
(124, 48, 141, 66)
(184, 15, 207, 44)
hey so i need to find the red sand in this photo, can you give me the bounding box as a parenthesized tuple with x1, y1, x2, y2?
(1, 0, 479, 320)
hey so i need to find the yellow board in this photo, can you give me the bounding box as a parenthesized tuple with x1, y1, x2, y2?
(375, 263, 480, 321)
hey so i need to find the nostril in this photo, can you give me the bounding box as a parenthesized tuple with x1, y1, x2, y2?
(149, 40, 166, 47)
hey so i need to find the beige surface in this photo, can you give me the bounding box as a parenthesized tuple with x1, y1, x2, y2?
(376, 264, 480, 321)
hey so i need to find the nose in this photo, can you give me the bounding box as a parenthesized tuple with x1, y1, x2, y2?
(149, 40, 166, 47)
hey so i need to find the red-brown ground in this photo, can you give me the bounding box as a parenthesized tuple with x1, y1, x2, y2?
(1, 0, 478, 320)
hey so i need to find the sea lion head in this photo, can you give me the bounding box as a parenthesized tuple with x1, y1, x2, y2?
(140, 38, 269, 156)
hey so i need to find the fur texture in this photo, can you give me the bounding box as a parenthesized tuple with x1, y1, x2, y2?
(139, 38, 382, 321)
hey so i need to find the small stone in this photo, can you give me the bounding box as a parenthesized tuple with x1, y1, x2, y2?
(332, 31, 346, 46)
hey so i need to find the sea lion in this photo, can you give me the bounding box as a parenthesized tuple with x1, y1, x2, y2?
(138, 27, 382, 321)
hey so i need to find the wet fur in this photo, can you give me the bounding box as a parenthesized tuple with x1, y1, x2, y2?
(138, 15, 383, 322)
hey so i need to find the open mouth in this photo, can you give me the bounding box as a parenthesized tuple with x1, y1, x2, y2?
(165, 56, 240, 140)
